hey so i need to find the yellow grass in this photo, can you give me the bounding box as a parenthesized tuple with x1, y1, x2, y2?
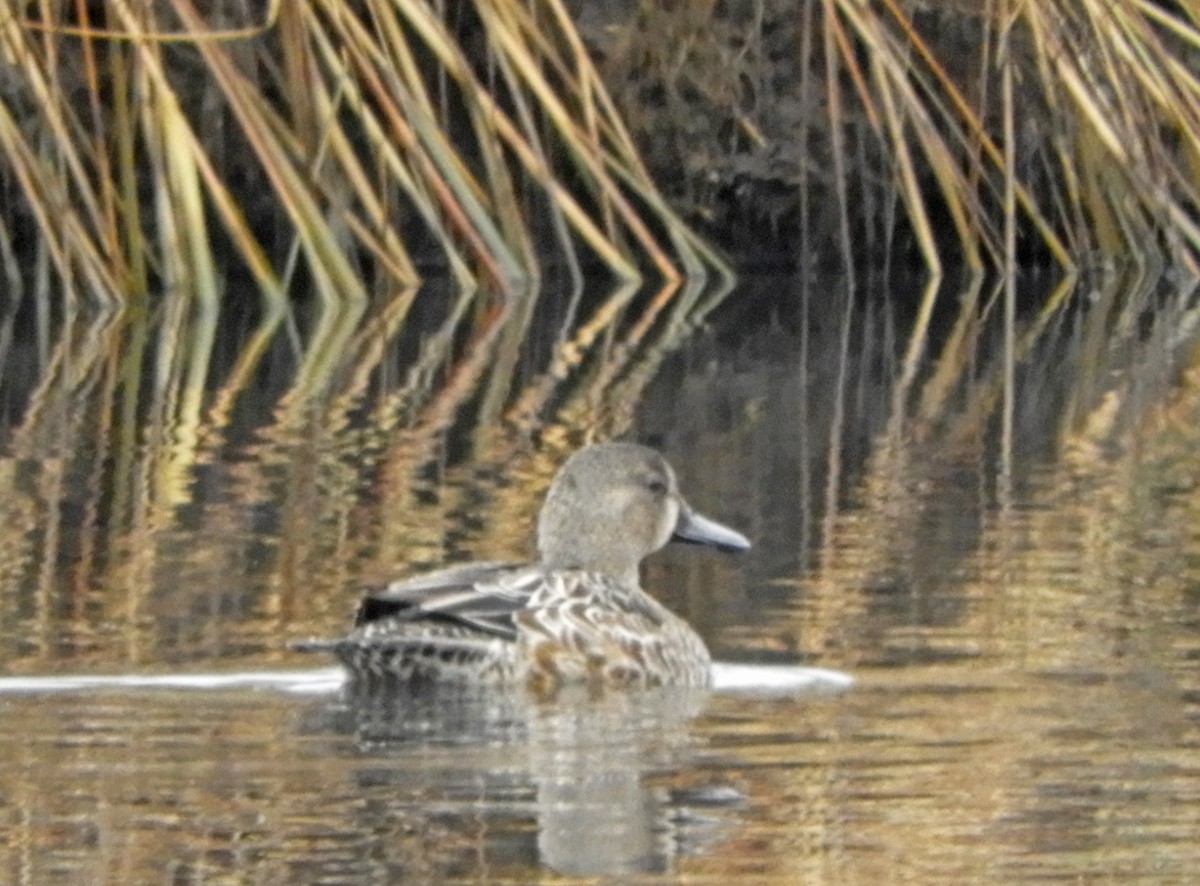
(0, 1, 732, 310)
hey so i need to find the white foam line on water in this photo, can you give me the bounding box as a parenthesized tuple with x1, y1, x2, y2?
(711, 663, 855, 694)
(0, 664, 852, 696)
(0, 668, 348, 695)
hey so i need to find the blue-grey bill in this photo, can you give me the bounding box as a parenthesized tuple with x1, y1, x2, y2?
(673, 506, 752, 551)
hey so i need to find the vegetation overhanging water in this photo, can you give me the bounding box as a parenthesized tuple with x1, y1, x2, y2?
(2, 1, 1200, 882)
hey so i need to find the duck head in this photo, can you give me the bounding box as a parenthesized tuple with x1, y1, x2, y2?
(536, 442, 751, 585)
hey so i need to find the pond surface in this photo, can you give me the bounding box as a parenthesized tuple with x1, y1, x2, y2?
(1, 271, 1199, 883)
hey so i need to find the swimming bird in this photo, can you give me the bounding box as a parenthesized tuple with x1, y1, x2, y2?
(295, 442, 750, 691)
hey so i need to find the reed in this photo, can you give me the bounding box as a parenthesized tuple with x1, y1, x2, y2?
(6, 1, 1198, 303)
(0, 1, 731, 312)
(587, 0, 1200, 278)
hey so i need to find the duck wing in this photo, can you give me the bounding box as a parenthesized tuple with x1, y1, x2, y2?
(355, 561, 537, 641)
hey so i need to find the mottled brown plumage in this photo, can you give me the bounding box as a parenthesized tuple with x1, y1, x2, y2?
(294, 442, 750, 690)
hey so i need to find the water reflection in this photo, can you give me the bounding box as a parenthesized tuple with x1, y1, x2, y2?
(0, 680, 737, 881)
(0, 277, 733, 672)
(1, 268, 1200, 882)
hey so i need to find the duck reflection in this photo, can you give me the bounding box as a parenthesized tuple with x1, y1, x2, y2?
(303, 680, 736, 877)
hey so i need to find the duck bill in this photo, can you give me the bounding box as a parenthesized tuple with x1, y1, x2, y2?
(672, 504, 751, 552)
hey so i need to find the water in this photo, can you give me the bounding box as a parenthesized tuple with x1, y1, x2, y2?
(2, 271, 1199, 883)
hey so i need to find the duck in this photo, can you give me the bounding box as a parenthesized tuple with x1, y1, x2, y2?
(294, 442, 750, 691)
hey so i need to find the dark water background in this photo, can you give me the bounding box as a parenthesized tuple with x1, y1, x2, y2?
(1, 270, 1198, 883)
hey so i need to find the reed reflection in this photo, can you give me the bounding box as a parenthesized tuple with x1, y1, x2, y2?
(1, 265, 1200, 884)
(0, 277, 733, 672)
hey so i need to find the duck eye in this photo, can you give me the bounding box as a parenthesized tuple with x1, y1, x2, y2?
(645, 477, 668, 496)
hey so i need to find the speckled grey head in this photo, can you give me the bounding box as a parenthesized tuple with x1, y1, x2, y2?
(536, 442, 750, 585)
